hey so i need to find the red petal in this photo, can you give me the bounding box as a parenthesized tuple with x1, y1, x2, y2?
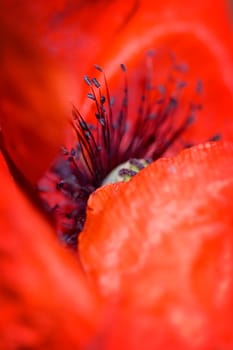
(0, 154, 100, 348)
(80, 141, 233, 349)
(2, 0, 233, 178)
(78, 0, 233, 144)
(100, 0, 233, 142)
(0, 5, 70, 183)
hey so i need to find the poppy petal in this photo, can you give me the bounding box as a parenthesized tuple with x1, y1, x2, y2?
(0, 153, 100, 348)
(0, 5, 70, 183)
(87, 0, 233, 143)
(80, 141, 233, 349)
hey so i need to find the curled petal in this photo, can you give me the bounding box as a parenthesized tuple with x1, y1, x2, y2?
(80, 141, 233, 349)
(0, 154, 100, 348)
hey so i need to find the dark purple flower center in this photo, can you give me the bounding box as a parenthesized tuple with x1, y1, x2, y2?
(38, 54, 207, 250)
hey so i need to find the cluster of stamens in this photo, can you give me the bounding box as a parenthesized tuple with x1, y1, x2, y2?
(38, 56, 204, 250)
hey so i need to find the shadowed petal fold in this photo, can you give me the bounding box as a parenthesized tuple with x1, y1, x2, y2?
(0, 154, 100, 348)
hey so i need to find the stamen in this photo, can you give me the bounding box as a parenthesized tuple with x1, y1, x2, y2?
(38, 55, 204, 250)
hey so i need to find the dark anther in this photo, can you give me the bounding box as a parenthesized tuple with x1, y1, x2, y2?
(157, 85, 166, 95)
(92, 78, 101, 88)
(70, 148, 76, 157)
(177, 81, 187, 89)
(79, 120, 89, 131)
(173, 63, 189, 73)
(97, 117, 105, 126)
(94, 64, 103, 72)
(187, 115, 195, 125)
(84, 131, 91, 140)
(100, 95, 106, 104)
(169, 97, 178, 107)
(129, 158, 148, 170)
(84, 75, 92, 86)
(120, 63, 126, 72)
(118, 168, 137, 177)
(209, 134, 221, 142)
(87, 93, 96, 101)
(56, 181, 64, 190)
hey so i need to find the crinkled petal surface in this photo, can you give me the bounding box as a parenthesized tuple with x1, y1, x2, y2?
(80, 141, 233, 350)
(0, 154, 100, 348)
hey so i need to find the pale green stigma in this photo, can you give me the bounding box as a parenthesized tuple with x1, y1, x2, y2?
(102, 159, 150, 185)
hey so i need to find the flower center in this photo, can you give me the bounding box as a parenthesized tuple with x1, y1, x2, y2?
(38, 53, 203, 250)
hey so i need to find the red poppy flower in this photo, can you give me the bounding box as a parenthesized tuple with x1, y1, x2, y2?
(1, 0, 233, 349)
